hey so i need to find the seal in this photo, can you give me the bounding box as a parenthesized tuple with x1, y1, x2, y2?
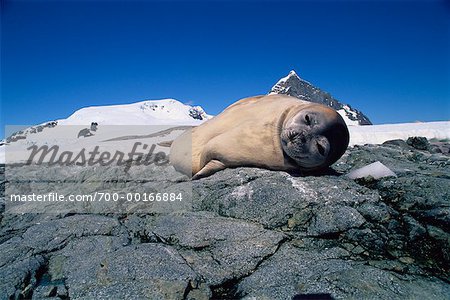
(170, 94, 349, 179)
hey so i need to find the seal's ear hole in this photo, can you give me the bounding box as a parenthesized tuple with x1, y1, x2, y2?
(305, 114, 311, 125)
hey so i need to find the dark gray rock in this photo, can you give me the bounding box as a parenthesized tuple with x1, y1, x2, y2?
(21, 215, 122, 253)
(429, 141, 450, 155)
(0, 254, 45, 299)
(307, 206, 366, 236)
(0, 215, 123, 299)
(237, 244, 450, 299)
(383, 139, 410, 149)
(59, 242, 199, 299)
(0, 142, 449, 299)
(192, 168, 378, 231)
(150, 212, 286, 286)
(407, 136, 430, 150)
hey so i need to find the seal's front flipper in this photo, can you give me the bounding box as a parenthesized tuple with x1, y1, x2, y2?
(192, 160, 226, 180)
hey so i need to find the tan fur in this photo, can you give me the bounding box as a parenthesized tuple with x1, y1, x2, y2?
(170, 94, 339, 178)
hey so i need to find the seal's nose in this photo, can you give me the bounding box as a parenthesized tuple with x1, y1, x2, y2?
(316, 142, 325, 156)
(314, 137, 330, 157)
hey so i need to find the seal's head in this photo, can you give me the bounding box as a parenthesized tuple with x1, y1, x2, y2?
(281, 104, 349, 171)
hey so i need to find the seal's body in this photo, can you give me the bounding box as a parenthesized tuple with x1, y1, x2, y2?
(170, 95, 349, 179)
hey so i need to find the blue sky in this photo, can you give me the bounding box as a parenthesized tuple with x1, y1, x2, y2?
(1, 0, 449, 138)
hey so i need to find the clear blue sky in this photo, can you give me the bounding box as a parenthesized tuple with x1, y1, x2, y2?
(1, 0, 449, 138)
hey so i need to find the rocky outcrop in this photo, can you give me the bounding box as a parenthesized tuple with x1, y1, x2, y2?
(4, 122, 58, 145)
(269, 70, 372, 125)
(0, 138, 449, 299)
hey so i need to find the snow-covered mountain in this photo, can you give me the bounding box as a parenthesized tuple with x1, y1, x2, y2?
(59, 98, 212, 126)
(0, 99, 213, 164)
(269, 70, 372, 126)
(3, 99, 211, 143)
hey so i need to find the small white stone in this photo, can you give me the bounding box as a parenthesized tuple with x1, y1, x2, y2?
(347, 161, 397, 180)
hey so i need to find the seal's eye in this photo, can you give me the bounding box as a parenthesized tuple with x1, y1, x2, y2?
(305, 114, 311, 125)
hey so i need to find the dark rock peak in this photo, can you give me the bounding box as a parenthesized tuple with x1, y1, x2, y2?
(269, 70, 372, 125)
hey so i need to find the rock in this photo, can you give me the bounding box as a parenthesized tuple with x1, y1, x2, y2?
(383, 139, 410, 148)
(0, 250, 45, 298)
(307, 206, 366, 236)
(61, 243, 199, 299)
(151, 212, 286, 286)
(0, 142, 449, 299)
(21, 215, 122, 253)
(356, 201, 392, 223)
(192, 168, 378, 230)
(407, 136, 430, 151)
(236, 244, 450, 299)
(403, 215, 427, 241)
(351, 245, 365, 255)
(399, 256, 415, 264)
(32, 284, 67, 299)
(429, 141, 450, 155)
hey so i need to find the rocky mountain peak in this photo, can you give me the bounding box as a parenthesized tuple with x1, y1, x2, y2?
(269, 70, 372, 126)
(287, 69, 299, 78)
